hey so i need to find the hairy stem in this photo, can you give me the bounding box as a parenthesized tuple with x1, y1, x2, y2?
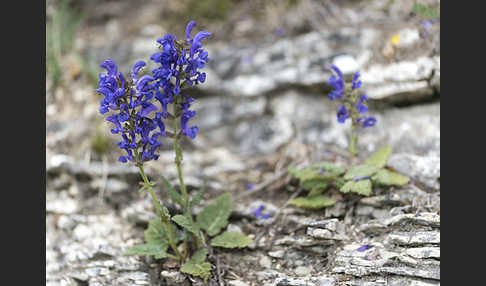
(173, 96, 202, 251)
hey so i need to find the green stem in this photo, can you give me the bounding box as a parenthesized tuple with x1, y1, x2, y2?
(172, 96, 202, 250)
(349, 123, 358, 166)
(136, 156, 182, 260)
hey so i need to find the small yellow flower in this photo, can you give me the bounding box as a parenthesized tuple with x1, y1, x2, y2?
(391, 34, 400, 46)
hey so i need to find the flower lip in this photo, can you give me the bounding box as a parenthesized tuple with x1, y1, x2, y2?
(185, 20, 197, 40)
(330, 64, 343, 78)
(131, 61, 146, 81)
(100, 59, 117, 76)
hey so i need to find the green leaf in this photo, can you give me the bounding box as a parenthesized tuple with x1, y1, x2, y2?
(364, 146, 393, 168)
(340, 179, 372, 196)
(302, 179, 329, 192)
(313, 162, 346, 177)
(289, 195, 336, 210)
(172, 215, 201, 239)
(334, 177, 347, 189)
(372, 169, 409, 186)
(307, 185, 328, 197)
(211, 231, 253, 249)
(124, 243, 167, 259)
(144, 218, 180, 245)
(190, 183, 206, 208)
(161, 175, 182, 205)
(343, 164, 380, 180)
(197, 193, 232, 236)
(180, 248, 212, 282)
(144, 219, 169, 245)
(288, 162, 345, 181)
(288, 166, 316, 180)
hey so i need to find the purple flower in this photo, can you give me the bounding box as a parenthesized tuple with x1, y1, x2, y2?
(148, 21, 210, 140)
(252, 205, 272, 220)
(359, 116, 377, 128)
(421, 20, 434, 37)
(185, 20, 197, 41)
(100, 59, 117, 76)
(357, 244, 373, 252)
(246, 183, 255, 190)
(131, 61, 146, 82)
(337, 105, 349, 123)
(352, 72, 362, 90)
(97, 60, 165, 163)
(327, 65, 377, 128)
(353, 176, 371, 181)
(328, 65, 344, 100)
(356, 94, 369, 114)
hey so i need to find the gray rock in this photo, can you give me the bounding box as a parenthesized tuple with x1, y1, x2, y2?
(207, 116, 293, 155)
(46, 191, 79, 214)
(268, 249, 286, 259)
(202, 28, 438, 103)
(228, 280, 250, 286)
(274, 236, 329, 247)
(294, 265, 312, 276)
(359, 186, 430, 208)
(270, 92, 440, 156)
(387, 231, 440, 246)
(270, 276, 336, 286)
(259, 255, 272, 269)
(405, 247, 440, 259)
(360, 212, 440, 234)
(388, 153, 440, 190)
(306, 219, 348, 241)
(193, 96, 266, 130)
(160, 270, 186, 284)
(332, 243, 440, 280)
(47, 154, 140, 181)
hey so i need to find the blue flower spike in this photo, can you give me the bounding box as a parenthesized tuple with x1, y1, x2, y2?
(97, 20, 211, 163)
(327, 65, 377, 162)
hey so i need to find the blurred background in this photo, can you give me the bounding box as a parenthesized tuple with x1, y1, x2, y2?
(46, 0, 440, 285)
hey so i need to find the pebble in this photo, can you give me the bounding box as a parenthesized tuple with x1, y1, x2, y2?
(294, 266, 312, 276)
(259, 255, 272, 269)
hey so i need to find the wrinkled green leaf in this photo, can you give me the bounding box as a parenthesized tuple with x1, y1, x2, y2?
(289, 195, 336, 210)
(307, 185, 328, 197)
(302, 179, 329, 192)
(289, 162, 345, 181)
(144, 218, 180, 244)
(180, 248, 211, 281)
(197, 192, 232, 236)
(343, 164, 380, 180)
(161, 175, 182, 205)
(288, 166, 316, 180)
(372, 169, 409, 186)
(334, 177, 347, 189)
(340, 179, 372, 196)
(145, 219, 168, 245)
(124, 243, 167, 259)
(313, 162, 346, 177)
(211, 231, 253, 249)
(190, 183, 206, 208)
(364, 146, 393, 168)
(172, 215, 201, 239)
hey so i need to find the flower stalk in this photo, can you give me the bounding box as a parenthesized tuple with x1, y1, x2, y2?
(135, 155, 182, 259)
